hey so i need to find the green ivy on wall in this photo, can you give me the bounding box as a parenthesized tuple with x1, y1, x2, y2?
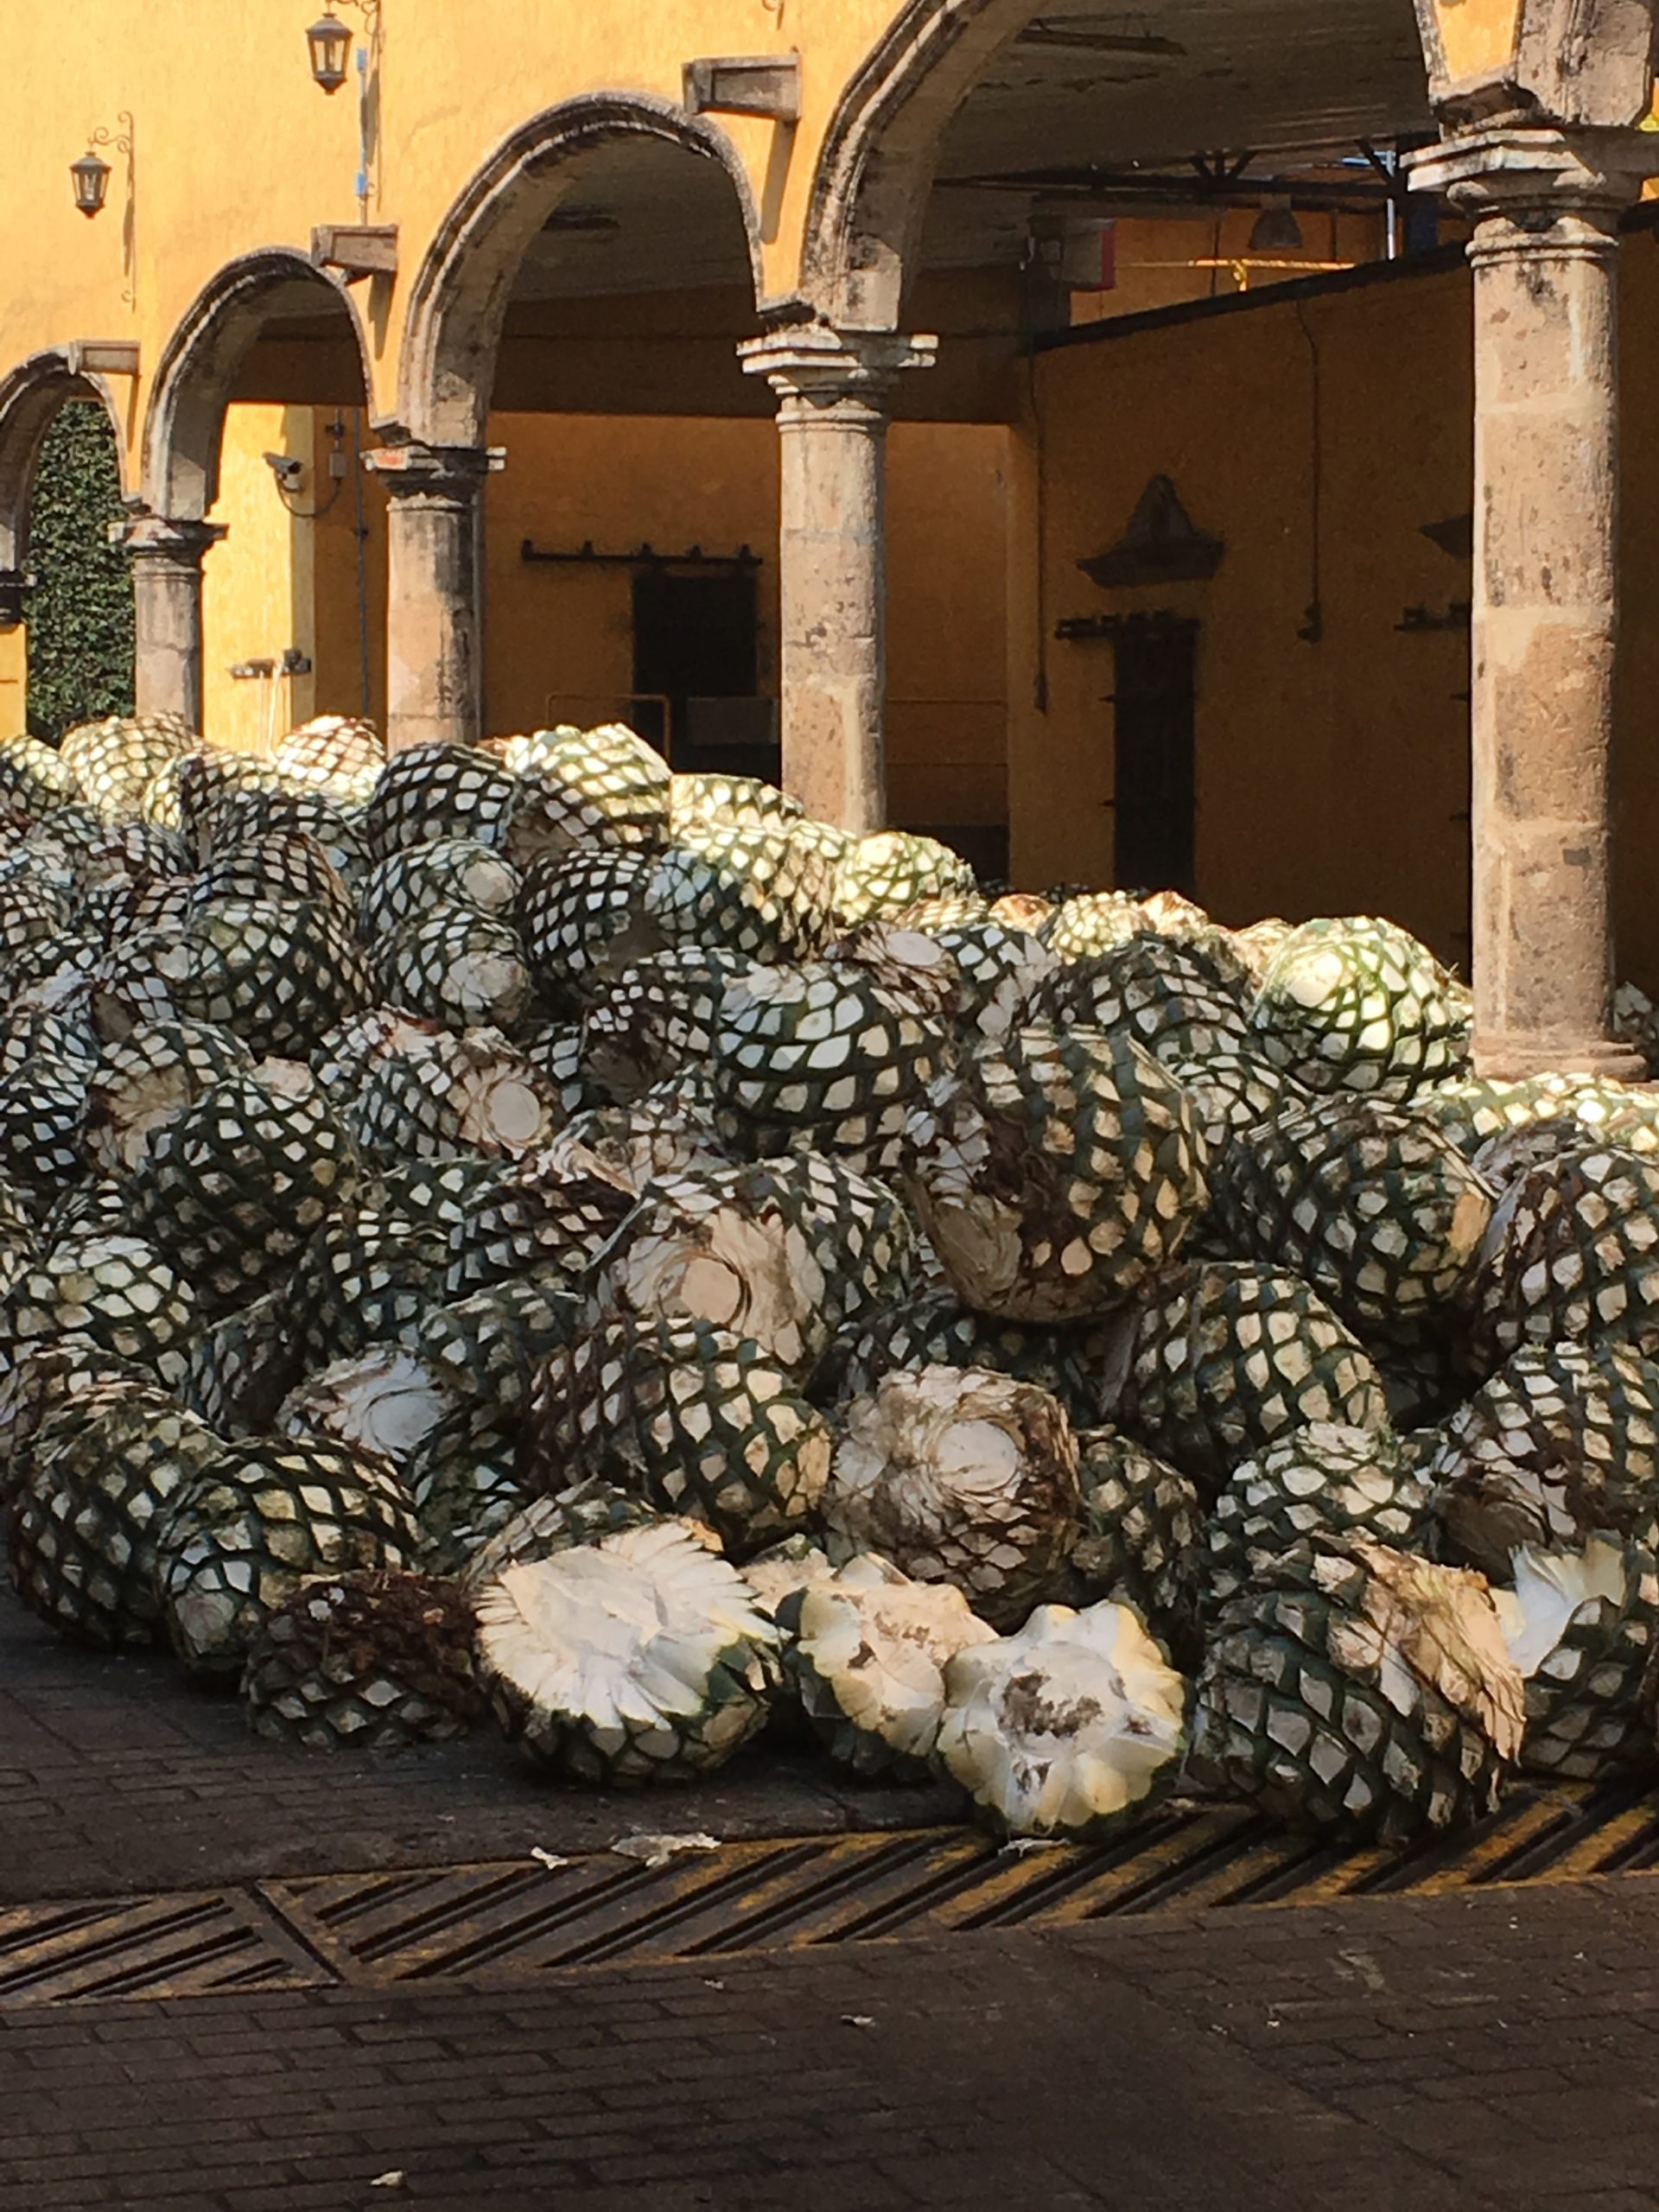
(25, 402, 135, 742)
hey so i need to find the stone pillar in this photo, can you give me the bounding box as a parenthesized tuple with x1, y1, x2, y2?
(741, 328, 935, 832)
(1411, 125, 1659, 1079)
(117, 517, 226, 734)
(367, 442, 503, 753)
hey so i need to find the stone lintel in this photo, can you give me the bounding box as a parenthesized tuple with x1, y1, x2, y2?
(365, 443, 505, 495)
(739, 327, 938, 405)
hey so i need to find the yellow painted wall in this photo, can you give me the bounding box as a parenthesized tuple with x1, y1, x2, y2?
(0, 0, 904, 480)
(0, 627, 23, 740)
(1070, 209, 1388, 326)
(1015, 232, 1659, 992)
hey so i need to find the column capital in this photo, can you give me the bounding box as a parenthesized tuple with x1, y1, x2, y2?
(739, 326, 937, 407)
(365, 442, 505, 500)
(1407, 124, 1659, 222)
(111, 514, 228, 564)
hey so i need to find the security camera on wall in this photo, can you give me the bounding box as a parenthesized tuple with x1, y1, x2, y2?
(263, 452, 305, 488)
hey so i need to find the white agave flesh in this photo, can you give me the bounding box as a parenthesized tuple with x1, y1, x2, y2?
(280, 1349, 460, 1467)
(476, 1522, 775, 1745)
(794, 1553, 996, 1764)
(936, 1600, 1185, 1837)
(1494, 1538, 1630, 1677)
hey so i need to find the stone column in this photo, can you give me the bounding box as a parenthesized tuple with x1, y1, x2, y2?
(1411, 125, 1659, 1079)
(741, 327, 935, 832)
(367, 442, 503, 753)
(117, 517, 226, 734)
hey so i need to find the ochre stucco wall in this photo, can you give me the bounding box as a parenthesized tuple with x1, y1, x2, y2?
(1014, 231, 1659, 990)
(200, 404, 1010, 836)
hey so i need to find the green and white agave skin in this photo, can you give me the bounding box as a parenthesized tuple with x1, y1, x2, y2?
(782, 1552, 997, 1778)
(824, 1363, 1082, 1629)
(474, 1521, 778, 1783)
(1491, 1536, 1659, 1777)
(935, 1600, 1187, 1840)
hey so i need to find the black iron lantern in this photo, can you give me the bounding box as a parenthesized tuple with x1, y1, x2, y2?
(70, 147, 111, 218)
(306, 10, 353, 92)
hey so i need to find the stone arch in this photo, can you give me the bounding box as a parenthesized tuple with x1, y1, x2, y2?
(398, 92, 766, 448)
(141, 248, 375, 519)
(0, 349, 129, 574)
(802, 0, 1049, 333)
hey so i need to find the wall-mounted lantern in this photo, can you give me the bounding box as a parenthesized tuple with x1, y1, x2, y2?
(70, 114, 132, 219)
(306, 10, 353, 92)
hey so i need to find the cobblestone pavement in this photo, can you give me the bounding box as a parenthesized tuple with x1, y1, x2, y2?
(2, 1878, 1656, 2211)
(0, 1596, 959, 1904)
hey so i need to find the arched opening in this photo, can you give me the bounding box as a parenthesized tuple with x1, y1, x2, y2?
(142, 251, 381, 750)
(0, 352, 132, 741)
(397, 98, 789, 767)
(804, 0, 1473, 944)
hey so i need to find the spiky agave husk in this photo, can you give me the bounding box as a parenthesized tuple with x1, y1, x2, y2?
(710, 947, 953, 1172)
(128, 1063, 361, 1313)
(361, 743, 518, 865)
(454, 1473, 664, 1595)
(1460, 1145, 1659, 1369)
(1188, 1536, 1525, 1842)
(350, 1027, 563, 1162)
(415, 1274, 578, 1413)
(270, 714, 384, 805)
(0, 1233, 198, 1387)
(1116, 1261, 1393, 1500)
(156, 1433, 421, 1678)
(438, 1149, 630, 1297)
(60, 714, 196, 823)
(813, 1291, 1131, 1434)
(646, 820, 835, 963)
(310, 1007, 446, 1107)
(824, 1364, 1081, 1628)
(288, 1200, 448, 1367)
(1039, 891, 1154, 963)
(1057, 1430, 1204, 1661)
(0, 1335, 153, 1497)
(1210, 1094, 1496, 1353)
(0, 1001, 98, 1080)
(280, 1344, 465, 1474)
(924, 921, 1054, 1045)
(207, 785, 368, 888)
(0, 1056, 90, 1196)
(516, 847, 664, 1007)
(406, 1402, 536, 1576)
(830, 830, 979, 928)
(0, 734, 79, 819)
(1202, 1422, 1432, 1611)
(524, 1312, 833, 1556)
(779, 1551, 997, 1779)
(474, 1521, 777, 1782)
(371, 902, 533, 1035)
(0, 880, 78, 988)
(667, 772, 804, 838)
(1023, 935, 1252, 1069)
(936, 1600, 1186, 1840)
(181, 1288, 304, 1438)
(1493, 1536, 1659, 1779)
(1417, 1071, 1659, 1165)
(581, 946, 756, 1101)
(548, 1093, 733, 1194)
(499, 722, 671, 863)
(356, 838, 521, 944)
(902, 1025, 1208, 1325)
(84, 1019, 255, 1176)
(244, 1569, 486, 1749)
(1424, 1338, 1659, 1578)
(162, 895, 373, 1058)
(589, 1154, 917, 1376)
(191, 830, 353, 924)
(8, 1382, 224, 1649)
(1249, 915, 1471, 1100)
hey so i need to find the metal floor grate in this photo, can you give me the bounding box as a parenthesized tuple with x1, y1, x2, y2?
(10, 1777, 1659, 2005)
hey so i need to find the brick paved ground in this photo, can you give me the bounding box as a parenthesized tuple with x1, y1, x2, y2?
(1, 1876, 1655, 2212)
(0, 1593, 960, 1904)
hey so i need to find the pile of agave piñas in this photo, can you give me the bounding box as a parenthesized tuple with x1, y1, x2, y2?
(8, 708, 1659, 1846)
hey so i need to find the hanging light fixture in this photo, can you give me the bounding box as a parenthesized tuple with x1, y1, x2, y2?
(1248, 200, 1305, 252)
(69, 146, 112, 217)
(306, 10, 353, 91)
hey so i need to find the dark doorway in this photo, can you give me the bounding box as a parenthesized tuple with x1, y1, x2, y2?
(632, 569, 773, 780)
(1111, 614, 1197, 897)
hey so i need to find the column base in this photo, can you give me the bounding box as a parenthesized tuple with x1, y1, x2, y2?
(1471, 1033, 1650, 1084)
